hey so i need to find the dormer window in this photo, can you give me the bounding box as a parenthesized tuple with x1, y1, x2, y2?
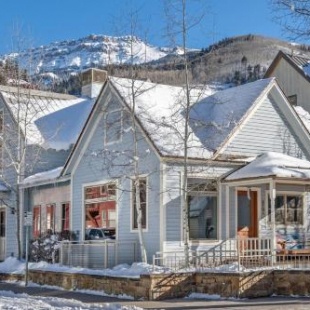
(288, 94, 297, 106)
(105, 110, 122, 144)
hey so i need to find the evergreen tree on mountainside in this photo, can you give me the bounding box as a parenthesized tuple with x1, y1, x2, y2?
(0, 59, 31, 87)
(1, 32, 308, 90)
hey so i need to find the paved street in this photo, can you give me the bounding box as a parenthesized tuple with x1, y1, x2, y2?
(1, 281, 310, 309)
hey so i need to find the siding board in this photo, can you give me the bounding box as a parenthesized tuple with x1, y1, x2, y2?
(222, 96, 306, 159)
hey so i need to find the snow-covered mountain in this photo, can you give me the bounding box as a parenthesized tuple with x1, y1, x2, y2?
(1, 34, 174, 76)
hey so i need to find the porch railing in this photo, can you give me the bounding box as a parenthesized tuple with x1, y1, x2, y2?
(59, 240, 138, 269)
(153, 237, 273, 271)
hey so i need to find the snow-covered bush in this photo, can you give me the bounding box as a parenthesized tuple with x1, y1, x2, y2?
(29, 230, 76, 263)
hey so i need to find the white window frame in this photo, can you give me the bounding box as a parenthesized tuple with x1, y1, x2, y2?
(265, 190, 305, 227)
(82, 180, 118, 240)
(187, 190, 218, 241)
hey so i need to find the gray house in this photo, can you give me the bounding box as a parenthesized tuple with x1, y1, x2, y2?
(22, 74, 310, 266)
(0, 69, 107, 260)
(265, 50, 310, 112)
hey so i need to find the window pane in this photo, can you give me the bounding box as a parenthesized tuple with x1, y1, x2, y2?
(33, 206, 41, 238)
(0, 211, 5, 237)
(61, 203, 70, 231)
(46, 204, 55, 232)
(85, 184, 116, 200)
(268, 195, 285, 224)
(287, 196, 303, 224)
(238, 194, 251, 228)
(275, 196, 285, 224)
(188, 196, 217, 240)
(269, 194, 303, 225)
(105, 110, 121, 143)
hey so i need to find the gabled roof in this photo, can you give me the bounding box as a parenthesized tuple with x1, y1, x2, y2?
(61, 77, 280, 177)
(265, 50, 310, 84)
(0, 85, 88, 147)
(34, 98, 94, 150)
(110, 77, 215, 158)
(110, 77, 275, 159)
(188, 78, 274, 153)
(225, 152, 310, 181)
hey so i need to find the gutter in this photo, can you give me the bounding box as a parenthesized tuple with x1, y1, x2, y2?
(19, 174, 71, 189)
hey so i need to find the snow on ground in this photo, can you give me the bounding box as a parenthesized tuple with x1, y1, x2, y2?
(0, 257, 259, 309)
(0, 258, 145, 309)
(0, 257, 281, 308)
(0, 257, 171, 278)
(0, 290, 142, 309)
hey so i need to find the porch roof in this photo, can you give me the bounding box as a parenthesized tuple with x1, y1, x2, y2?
(224, 152, 310, 182)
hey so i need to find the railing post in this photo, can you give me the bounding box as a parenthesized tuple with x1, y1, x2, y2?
(59, 241, 63, 266)
(114, 241, 118, 267)
(69, 242, 72, 267)
(104, 240, 108, 269)
(237, 238, 240, 272)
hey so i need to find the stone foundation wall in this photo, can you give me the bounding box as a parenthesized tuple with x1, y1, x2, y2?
(274, 270, 310, 296)
(2, 269, 310, 300)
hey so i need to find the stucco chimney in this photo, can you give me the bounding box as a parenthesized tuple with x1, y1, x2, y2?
(81, 68, 107, 98)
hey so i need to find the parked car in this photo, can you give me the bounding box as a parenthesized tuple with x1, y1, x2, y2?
(85, 228, 115, 240)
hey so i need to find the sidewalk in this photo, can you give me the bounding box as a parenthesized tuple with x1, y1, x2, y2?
(1, 281, 310, 309)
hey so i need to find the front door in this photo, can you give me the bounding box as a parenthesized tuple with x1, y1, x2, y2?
(237, 190, 258, 238)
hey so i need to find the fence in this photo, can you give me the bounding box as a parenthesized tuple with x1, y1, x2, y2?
(59, 240, 138, 269)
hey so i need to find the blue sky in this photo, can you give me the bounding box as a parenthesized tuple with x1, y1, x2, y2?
(0, 0, 290, 54)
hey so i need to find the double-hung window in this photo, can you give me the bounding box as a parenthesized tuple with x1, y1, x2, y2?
(61, 203, 70, 231)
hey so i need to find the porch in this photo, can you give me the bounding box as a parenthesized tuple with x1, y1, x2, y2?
(223, 153, 310, 263)
(153, 153, 310, 271)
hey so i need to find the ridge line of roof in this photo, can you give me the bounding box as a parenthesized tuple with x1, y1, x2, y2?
(0, 85, 78, 100)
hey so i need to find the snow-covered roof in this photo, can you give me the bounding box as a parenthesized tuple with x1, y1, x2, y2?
(0, 85, 88, 147)
(294, 105, 310, 133)
(111, 77, 274, 158)
(189, 78, 274, 151)
(22, 166, 63, 186)
(34, 98, 94, 150)
(225, 152, 310, 181)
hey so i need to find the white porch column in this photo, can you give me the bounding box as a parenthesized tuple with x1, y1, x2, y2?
(269, 180, 276, 265)
(225, 184, 230, 239)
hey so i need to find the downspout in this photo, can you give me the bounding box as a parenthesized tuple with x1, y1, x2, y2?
(269, 179, 276, 265)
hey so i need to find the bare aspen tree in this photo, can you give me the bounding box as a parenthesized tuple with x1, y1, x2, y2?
(104, 6, 153, 263)
(129, 10, 147, 263)
(164, 0, 207, 266)
(1, 25, 47, 259)
(271, 0, 310, 40)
